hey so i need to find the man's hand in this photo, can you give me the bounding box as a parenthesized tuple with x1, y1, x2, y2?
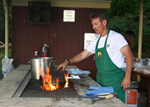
(135, 57, 140, 63)
(57, 49, 93, 71)
(121, 76, 131, 91)
(57, 61, 68, 71)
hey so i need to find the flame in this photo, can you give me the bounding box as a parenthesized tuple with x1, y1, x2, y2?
(64, 71, 69, 88)
(39, 66, 69, 91)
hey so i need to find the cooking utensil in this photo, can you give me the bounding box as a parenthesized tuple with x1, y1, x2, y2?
(46, 82, 59, 84)
(78, 93, 116, 105)
(78, 93, 111, 101)
(91, 94, 116, 104)
(30, 57, 55, 80)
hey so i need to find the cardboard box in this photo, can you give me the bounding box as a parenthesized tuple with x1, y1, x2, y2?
(126, 89, 138, 107)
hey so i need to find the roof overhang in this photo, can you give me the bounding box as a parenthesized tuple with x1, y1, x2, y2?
(10, 0, 111, 9)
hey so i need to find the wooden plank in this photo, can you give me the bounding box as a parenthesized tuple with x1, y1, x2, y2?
(55, 22, 65, 64)
(0, 43, 11, 49)
(78, 22, 84, 69)
(34, 25, 42, 57)
(49, 22, 55, 57)
(74, 8, 80, 22)
(12, 6, 20, 67)
(41, 25, 50, 47)
(64, 23, 72, 60)
(52, 8, 63, 22)
(11, 0, 111, 9)
(26, 21, 35, 61)
(71, 23, 80, 67)
(18, 7, 27, 64)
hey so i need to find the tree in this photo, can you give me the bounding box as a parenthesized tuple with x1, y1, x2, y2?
(107, 0, 150, 58)
(0, 0, 5, 43)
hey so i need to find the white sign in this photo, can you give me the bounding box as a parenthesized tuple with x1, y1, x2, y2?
(63, 10, 75, 22)
(84, 33, 100, 49)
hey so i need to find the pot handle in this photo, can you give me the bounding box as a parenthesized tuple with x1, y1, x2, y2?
(49, 60, 56, 66)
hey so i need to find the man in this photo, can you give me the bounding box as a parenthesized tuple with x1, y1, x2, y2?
(57, 11, 133, 103)
(123, 31, 140, 72)
(124, 31, 140, 63)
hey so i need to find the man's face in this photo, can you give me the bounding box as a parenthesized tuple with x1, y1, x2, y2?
(92, 17, 105, 34)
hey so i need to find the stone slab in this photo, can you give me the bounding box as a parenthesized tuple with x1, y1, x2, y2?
(0, 97, 127, 107)
(0, 65, 30, 97)
(0, 65, 128, 107)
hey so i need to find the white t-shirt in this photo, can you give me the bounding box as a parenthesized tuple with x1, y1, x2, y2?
(87, 30, 128, 68)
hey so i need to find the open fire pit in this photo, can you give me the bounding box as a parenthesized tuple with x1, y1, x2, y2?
(21, 78, 77, 98)
(0, 65, 128, 107)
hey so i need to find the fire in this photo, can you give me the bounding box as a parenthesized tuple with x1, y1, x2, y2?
(40, 66, 69, 91)
(64, 71, 69, 88)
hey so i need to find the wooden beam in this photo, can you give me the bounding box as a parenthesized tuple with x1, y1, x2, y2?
(0, 43, 11, 49)
(5, 0, 9, 57)
(11, 0, 111, 9)
(137, 0, 143, 82)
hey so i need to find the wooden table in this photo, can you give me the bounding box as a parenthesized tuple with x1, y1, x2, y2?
(132, 71, 150, 107)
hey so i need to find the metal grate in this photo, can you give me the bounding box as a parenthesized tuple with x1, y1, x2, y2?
(21, 79, 77, 98)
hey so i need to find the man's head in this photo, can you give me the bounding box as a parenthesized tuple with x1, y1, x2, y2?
(90, 11, 108, 36)
(90, 11, 108, 23)
(124, 31, 135, 48)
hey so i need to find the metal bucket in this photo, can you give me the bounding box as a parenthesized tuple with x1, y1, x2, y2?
(30, 57, 55, 80)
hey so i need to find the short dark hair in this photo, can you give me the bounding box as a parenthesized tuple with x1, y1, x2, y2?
(124, 31, 135, 38)
(90, 11, 108, 23)
(124, 30, 135, 48)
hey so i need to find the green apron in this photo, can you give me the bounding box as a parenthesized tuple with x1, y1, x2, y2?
(95, 30, 125, 103)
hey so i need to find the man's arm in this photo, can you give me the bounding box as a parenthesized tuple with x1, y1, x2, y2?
(120, 45, 133, 90)
(124, 56, 140, 63)
(57, 49, 94, 70)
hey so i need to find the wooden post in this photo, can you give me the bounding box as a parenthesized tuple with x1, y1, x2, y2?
(5, 0, 9, 57)
(137, 0, 143, 82)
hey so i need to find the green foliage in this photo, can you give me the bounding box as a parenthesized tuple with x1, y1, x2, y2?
(0, 10, 12, 44)
(107, 0, 150, 58)
(144, 0, 150, 19)
(0, 10, 5, 43)
(108, 0, 150, 17)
